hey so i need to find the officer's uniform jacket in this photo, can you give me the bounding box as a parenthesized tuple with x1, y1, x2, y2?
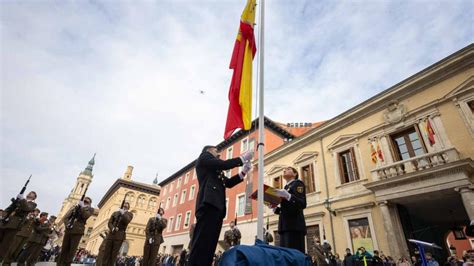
(145, 216, 167, 245)
(107, 211, 133, 241)
(1, 199, 37, 229)
(63, 205, 94, 235)
(195, 151, 244, 217)
(275, 179, 307, 234)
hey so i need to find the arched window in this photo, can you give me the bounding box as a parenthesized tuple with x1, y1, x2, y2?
(148, 197, 157, 209)
(136, 194, 146, 207)
(125, 192, 135, 206)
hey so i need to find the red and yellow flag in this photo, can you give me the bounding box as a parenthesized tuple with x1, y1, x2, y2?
(376, 142, 384, 162)
(224, 0, 257, 139)
(370, 143, 378, 164)
(426, 119, 436, 146)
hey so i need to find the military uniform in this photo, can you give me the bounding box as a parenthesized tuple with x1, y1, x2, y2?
(263, 231, 274, 244)
(2, 215, 36, 265)
(0, 199, 37, 260)
(17, 218, 52, 265)
(188, 151, 244, 266)
(57, 205, 94, 266)
(142, 216, 167, 266)
(102, 210, 133, 266)
(223, 227, 241, 250)
(94, 232, 108, 266)
(275, 178, 307, 253)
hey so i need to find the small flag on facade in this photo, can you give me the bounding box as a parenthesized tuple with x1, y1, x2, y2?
(426, 119, 436, 146)
(370, 143, 378, 164)
(376, 142, 384, 162)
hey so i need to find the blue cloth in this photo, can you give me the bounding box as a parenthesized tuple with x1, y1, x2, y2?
(219, 239, 312, 266)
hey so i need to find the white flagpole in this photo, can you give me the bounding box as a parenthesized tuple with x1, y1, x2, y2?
(256, 0, 265, 241)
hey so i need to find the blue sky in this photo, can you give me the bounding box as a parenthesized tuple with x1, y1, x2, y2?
(1, 0, 473, 213)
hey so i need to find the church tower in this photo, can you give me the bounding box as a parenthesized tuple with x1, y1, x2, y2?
(56, 154, 96, 235)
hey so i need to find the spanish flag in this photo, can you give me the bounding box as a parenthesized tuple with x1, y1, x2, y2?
(224, 0, 257, 139)
(426, 118, 436, 146)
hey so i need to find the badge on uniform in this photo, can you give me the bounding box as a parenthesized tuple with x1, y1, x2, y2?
(297, 186, 304, 193)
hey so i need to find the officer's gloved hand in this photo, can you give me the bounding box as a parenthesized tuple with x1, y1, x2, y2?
(239, 151, 254, 163)
(16, 194, 25, 200)
(276, 189, 291, 200)
(239, 162, 253, 179)
(156, 213, 162, 220)
(119, 208, 126, 215)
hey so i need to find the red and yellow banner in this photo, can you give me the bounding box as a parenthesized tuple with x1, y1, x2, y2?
(224, 0, 257, 139)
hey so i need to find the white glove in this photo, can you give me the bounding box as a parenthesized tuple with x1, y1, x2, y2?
(17, 194, 25, 200)
(78, 201, 85, 207)
(156, 214, 162, 220)
(276, 189, 291, 200)
(149, 238, 153, 244)
(119, 209, 125, 215)
(239, 162, 252, 179)
(239, 151, 254, 163)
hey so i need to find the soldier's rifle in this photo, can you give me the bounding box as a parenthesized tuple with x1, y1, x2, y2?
(112, 194, 127, 232)
(66, 186, 89, 229)
(1, 175, 32, 223)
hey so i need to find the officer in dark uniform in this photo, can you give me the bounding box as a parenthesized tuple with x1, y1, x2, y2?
(0, 191, 38, 261)
(188, 145, 253, 266)
(143, 207, 167, 266)
(2, 208, 40, 265)
(274, 166, 307, 253)
(57, 196, 94, 265)
(102, 202, 134, 266)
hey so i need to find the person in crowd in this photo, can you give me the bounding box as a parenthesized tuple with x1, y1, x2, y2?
(426, 252, 439, 266)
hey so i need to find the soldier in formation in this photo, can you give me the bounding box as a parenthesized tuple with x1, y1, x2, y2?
(142, 207, 167, 265)
(57, 196, 94, 266)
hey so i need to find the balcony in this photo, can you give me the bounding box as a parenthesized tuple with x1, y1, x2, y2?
(370, 147, 460, 181)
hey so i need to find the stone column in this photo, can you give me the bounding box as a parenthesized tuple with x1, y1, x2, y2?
(455, 185, 474, 221)
(378, 201, 409, 259)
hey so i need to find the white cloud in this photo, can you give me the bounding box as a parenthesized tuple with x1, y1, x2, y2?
(1, 0, 472, 213)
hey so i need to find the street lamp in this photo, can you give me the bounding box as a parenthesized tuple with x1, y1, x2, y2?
(324, 199, 336, 216)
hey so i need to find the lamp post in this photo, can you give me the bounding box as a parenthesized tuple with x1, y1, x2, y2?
(324, 199, 336, 216)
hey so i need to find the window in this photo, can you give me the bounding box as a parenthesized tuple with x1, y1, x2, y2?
(241, 137, 249, 153)
(390, 127, 426, 161)
(175, 214, 182, 231)
(272, 176, 283, 189)
(162, 187, 167, 196)
(177, 177, 182, 188)
(86, 227, 93, 236)
(180, 190, 187, 204)
(189, 185, 196, 200)
(167, 217, 174, 232)
(170, 183, 174, 192)
(184, 173, 190, 184)
(301, 164, 316, 193)
(192, 169, 197, 180)
(173, 194, 178, 207)
(236, 194, 245, 216)
(184, 211, 191, 228)
(125, 192, 135, 205)
(227, 147, 233, 159)
(224, 198, 229, 219)
(137, 195, 146, 207)
(148, 198, 157, 209)
(165, 197, 171, 210)
(338, 148, 359, 184)
(468, 100, 474, 113)
(249, 138, 255, 152)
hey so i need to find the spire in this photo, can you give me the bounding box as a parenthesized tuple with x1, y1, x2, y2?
(81, 153, 96, 177)
(153, 173, 159, 185)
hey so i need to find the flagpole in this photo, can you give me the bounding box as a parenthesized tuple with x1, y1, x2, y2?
(256, 0, 265, 241)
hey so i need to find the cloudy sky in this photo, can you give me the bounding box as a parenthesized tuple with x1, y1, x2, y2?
(1, 0, 472, 213)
